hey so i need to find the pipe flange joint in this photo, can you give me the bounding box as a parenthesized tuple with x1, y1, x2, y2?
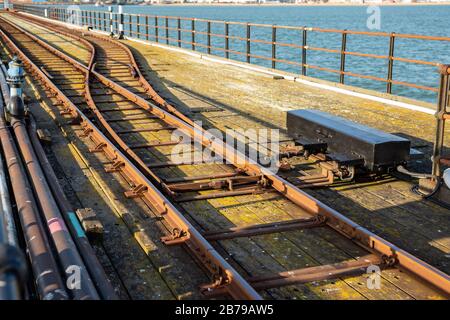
(6, 56, 25, 85)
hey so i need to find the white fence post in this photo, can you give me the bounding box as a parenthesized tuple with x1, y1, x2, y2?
(109, 6, 114, 36)
(118, 5, 124, 39)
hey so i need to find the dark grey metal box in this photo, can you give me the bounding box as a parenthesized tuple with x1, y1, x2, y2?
(286, 109, 411, 171)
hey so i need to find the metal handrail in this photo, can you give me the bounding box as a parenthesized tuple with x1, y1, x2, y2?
(12, 4, 450, 101)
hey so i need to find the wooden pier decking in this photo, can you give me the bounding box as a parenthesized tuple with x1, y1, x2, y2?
(0, 12, 448, 300)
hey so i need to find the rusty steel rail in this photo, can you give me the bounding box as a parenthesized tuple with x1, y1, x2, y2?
(21, 4, 450, 100)
(1, 14, 449, 298)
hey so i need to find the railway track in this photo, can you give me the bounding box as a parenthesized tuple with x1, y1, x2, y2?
(0, 13, 449, 300)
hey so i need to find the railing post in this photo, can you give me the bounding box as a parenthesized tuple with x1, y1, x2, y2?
(115, 12, 118, 34)
(191, 19, 196, 51)
(166, 17, 169, 45)
(178, 18, 182, 47)
(109, 6, 114, 36)
(432, 65, 450, 177)
(272, 25, 276, 69)
(207, 21, 211, 54)
(146, 16, 149, 41)
(103, 11, 106, 31)
(118, 5, 124, 39)
(340, 30, 347, 84)
(89, 10, 92, 26)
(246, 23, 251, 63)
(387, 32, 396, 94)
(155, 16, 159, 43)
(137, 15, 140, 39)
(129, 15, 132, 37)
(225, 22, 229, 59)
(302, 27, 307, 76)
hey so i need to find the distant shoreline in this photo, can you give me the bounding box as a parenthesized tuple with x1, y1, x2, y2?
(28, 2, 450, 8)
(141, 2, 450, 6)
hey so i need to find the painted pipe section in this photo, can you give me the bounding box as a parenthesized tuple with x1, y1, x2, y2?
(11, 117, 100, 300)
(0, 64, 67, 300)
(28, 116, 118, 300)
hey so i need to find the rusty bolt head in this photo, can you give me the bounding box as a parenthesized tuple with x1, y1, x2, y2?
(438, 64, 450, 75)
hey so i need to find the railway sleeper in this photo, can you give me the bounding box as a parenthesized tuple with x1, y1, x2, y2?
(167, 175, 263, 193)
(203, 215, 327, 241)
(174, 185, 277, 203)
(203, 254, 385, 297)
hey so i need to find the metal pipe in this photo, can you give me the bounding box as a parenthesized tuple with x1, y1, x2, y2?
(0, 142, 18, 247)
(302, 27, 307, 76)
(339, 31, 347, 84)
(0, 74, 21, 300)
(146, 15, 149, 41)
(387, 32, 396, 94)
(224, 22, 229, 58)
(0, 64, 67, 300)
(11, 117, 100, 300)
(136, 15, 140, 39)
(246, 23, 250, 63)
(191, 19, 195, 51)
(271, 25, 276, 69)
(396, 165, 435, 179)
(28, 115, 117, 300)
(178, 18, 182, 48)
(165, 16, 169, 45)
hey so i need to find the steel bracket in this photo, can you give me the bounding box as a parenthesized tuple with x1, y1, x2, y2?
(59, 108, 72, 116)
(381, 254, 398, 267)
(104, 160, 125, 173)
(160, 228, 190, 245)
(89, 142, 106, 153)
(79, 126, 93, 138)
(199, 272, 233, 298)
(124, 184, 148, 198)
